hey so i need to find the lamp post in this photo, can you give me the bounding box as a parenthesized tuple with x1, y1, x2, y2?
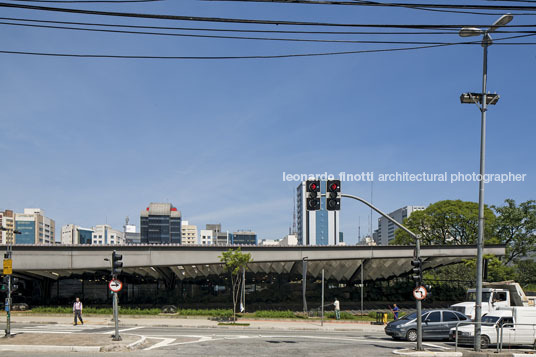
(459, 13, 513, 352)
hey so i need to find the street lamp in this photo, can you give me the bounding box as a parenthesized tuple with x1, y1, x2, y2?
(459, 13, 513, 352)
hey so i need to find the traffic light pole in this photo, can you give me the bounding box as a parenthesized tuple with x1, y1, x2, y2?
(4, 243, 12, 338)
(338, 193, 424, 351)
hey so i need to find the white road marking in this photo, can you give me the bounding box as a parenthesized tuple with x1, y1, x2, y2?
(98, 326, 145, 334)
(143, 337, 176, 350)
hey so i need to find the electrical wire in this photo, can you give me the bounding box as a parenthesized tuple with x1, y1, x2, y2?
(4, 0, 162, 3)
(0, 16, 469, 35)
(2, 2, 536, 29)
(3, 19, 536, 44)
(0, 34, 534, 60)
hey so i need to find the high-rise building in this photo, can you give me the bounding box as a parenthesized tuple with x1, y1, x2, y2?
(181, 221, 198, 245)
(0, 210, 15, 244)
(374, 206, 425, 246)
(140, 203, 181, 244)
(296, 181, 340, 245)
(15, 208, 56, 244)
(204, 224, 229, 245)
(231, 230, 257, 245)
(61, 224, 94, 245)
(124, 224, 141, 244)
(91, 225, 124, 245)
(199, 229, 214, 245)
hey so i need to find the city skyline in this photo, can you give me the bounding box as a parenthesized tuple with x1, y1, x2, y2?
(0, 1, 533, 245)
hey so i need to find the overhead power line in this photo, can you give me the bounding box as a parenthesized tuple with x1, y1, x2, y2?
(4, 0, 162, 3)
(0, 16, 469, 35)
(201, 0, 536, 11)
(2, 2, 536, 29)
(3, 19, 536, 43)
(0, 34, 534, 60)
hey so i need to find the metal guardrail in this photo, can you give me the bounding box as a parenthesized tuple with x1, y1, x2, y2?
(454, 321, 496, 352)
(498, 323, 536, 352)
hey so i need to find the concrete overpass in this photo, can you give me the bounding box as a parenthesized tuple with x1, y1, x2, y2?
(4, 244, 506, 282)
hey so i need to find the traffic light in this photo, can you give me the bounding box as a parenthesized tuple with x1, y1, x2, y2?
(305, 180, 321, 211)
(326, 180, 341, 211)
(1, 276, 8, 293)
(112, 251, 123, 276)
(11, 277, 19, 293)
(411, 258, 423, 285)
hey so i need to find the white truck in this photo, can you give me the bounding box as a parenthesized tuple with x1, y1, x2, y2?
(450, 307, 536, 349)
(450, 281, 536, 320)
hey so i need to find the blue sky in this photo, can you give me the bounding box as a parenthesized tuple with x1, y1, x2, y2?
(0, 1, 534, 244)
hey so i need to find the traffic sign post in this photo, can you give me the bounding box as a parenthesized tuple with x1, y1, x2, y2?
(413, 286, 428, 301)
(108, 279, 123, 293)
(3, 259, 12, 275)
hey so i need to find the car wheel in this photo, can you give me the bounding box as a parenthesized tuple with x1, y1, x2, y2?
(480, 335, 490, 350)
(406, 329, 418, 342)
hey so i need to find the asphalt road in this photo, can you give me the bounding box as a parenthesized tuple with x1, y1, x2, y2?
(0, 322, 455, 356)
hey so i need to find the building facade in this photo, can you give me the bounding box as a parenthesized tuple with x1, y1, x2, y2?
(181, 221, 198, 245)
(199, 229, 214, 245)
(15, 208, 55, 244)
(231, 231, 257, 245)
(374, 205, 425, 246)
(296, 181, 340, 245)
(0, 210, 15, 244)
(140, 203, 181, 244)
(91, 225, 124, 245)
(124, 224, 141, 244)
(61, 224, 94, 245)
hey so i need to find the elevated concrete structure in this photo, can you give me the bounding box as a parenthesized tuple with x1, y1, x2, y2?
(3, 244, 505, 282)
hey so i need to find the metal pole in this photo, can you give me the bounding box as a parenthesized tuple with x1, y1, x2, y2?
(6, 275, 11, 337)
(321, 268, 324, 326)
(242, 266, 246, 312)
(112, 292, 121, 341)
(302, 258, 308, 313)
(339, 193, 422, 350)
(360, 260, 364, 317)
(474, 34, 489, 353)
(416, 238, 423, 351)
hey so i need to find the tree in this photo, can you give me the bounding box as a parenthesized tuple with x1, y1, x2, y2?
(514, 260, 536, 286)
(392, 200, 496, 246)
(219, 247, 252, 322)
(492, 199, 536, 264)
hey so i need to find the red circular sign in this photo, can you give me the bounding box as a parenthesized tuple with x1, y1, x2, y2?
(413, 286, 427, 300)
(108, 279, 123, 292)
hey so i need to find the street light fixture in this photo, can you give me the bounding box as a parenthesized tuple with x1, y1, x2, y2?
(459, 13, 513, 352)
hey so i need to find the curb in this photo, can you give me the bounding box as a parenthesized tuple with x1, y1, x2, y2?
(0, 345, 101, 352)
(393, 349, 462, 356)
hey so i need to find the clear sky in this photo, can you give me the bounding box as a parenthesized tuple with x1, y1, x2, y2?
(0, 0, 534, 244)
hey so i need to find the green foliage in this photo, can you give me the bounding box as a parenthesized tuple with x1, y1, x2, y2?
(219, 247, 252, 276)
(492, 199, 536, 264)
(254, 310, 296, 318)
(514, 260, 536, 286)
(392, 200, 496, 246)
(219, 247, 252, 322)
(31, 306, 161, 315)
(177, 309, 233, 318)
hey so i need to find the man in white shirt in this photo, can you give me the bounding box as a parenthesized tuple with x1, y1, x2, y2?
(73, 297, 84, 326)
(334, 298, 340, 320)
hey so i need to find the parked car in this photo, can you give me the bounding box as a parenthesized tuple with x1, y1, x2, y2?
(385, 309, 470, 342)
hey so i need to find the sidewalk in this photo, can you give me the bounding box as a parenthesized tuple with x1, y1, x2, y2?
(0, 332, 145, 352)
(7, 313, 386, 332)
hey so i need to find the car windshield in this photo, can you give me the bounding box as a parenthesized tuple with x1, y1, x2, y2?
(401, 312, 427, 321)
(482, 315, 500, 324)
(467, 292, 491, 302)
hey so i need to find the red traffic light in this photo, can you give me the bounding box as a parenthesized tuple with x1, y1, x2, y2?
(310, 183, 317, 190)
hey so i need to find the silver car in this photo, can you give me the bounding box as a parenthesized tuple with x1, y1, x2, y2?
(384, 309, 470, 342)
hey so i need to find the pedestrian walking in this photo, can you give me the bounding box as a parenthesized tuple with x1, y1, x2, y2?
(389, 304, 400, 320)
(73, 297, 84, 326)
(333, 298, 340, 320)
